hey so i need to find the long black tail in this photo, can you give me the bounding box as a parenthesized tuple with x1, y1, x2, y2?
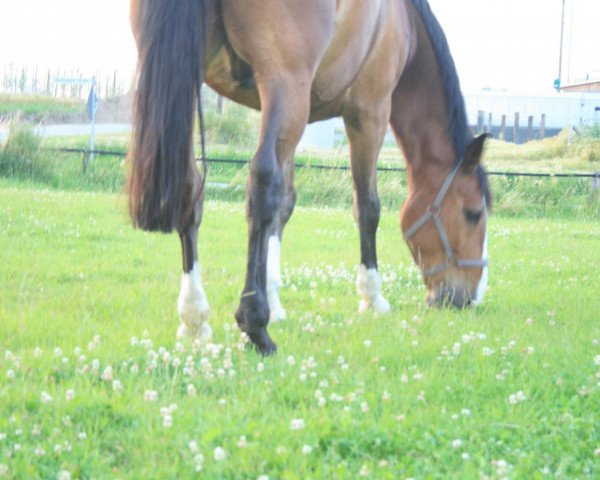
(128, 0, 208, 232)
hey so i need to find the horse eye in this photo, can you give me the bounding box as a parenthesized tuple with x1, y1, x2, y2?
(464, 208, 483, 224)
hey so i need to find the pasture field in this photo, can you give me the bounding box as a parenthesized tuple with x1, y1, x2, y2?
(0, 184, 599, 479)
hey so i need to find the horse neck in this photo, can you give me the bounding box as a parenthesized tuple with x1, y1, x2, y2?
(391, 71, 457, 196)
(391, 13, 465, 196)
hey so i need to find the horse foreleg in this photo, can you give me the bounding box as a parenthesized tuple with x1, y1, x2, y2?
(344, 104, 391, 314)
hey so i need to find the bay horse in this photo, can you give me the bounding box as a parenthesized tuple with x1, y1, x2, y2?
(128, 0, 491, 355)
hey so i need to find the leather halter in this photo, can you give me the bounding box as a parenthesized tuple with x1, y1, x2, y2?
(403, 158, 488, 277)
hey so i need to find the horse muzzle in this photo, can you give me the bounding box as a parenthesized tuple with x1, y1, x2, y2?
(426, 283, 474, 309)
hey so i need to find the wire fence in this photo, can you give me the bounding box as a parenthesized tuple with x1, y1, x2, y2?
(44, 146, 600, 181)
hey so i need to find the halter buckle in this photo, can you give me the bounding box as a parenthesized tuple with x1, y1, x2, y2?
(426, 204, 441, 216)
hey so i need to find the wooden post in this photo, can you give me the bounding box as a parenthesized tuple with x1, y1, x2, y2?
(217, 95, 224, 115)
(514, 112, 520, 144)
(477, 110, 484, 134)
(540, 114, 546, 139)
(500, 114, 506, 141)
(527, 116, 534, 142)
(487, 113, 493, 135)
(81, 148, 89, 174)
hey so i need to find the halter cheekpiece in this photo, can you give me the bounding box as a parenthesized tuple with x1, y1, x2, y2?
(403, 157, 488, 277)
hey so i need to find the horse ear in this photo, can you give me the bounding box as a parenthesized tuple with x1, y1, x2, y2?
(463, 134, 489, 173)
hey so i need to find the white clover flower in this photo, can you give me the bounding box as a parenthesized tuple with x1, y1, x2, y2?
(189, 440, 199, 454)
(290, 419, 305, 430)
(41, 391, 52, 404)
(363, 340, 372, 348)
(286, 355, 296, 366)
(360, 402, 369, 413)
(461, 452, 470, 461)
(594, 354, 600, 366)
(194, 453, 205, 472)
(452, 439, 463, 449)
(213, 447, 227, 461)
(34, 347, 42, 357)
(359, 465, 370, 477)
(65, 389, 75, 401)
(187, 384, 196, 396)
(34, 447, 45, 456)
(112, 380, 122, 393)
(162, 414, 173, 428)
(6, 370, 15, 380)
(144, 390, 158, 402)
(382, 391, 391, 401)
(508, 390, 526, 405)
(237, 436, 248, 448)
(58, 471, 71, 480)
(78, 432, 87, 441)
(302, 445, 313, 455)
(54, 347, 62, 357)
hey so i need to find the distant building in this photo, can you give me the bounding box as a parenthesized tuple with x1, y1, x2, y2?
(560, 79, 600, 93)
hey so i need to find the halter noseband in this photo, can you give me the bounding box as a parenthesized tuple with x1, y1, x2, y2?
(403, 158, 488, 278)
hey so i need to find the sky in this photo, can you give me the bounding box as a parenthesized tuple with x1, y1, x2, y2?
(1, 0, 599, 95)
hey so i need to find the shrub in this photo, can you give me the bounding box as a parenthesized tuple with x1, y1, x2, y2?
(203, 103, 259, 148)
(0, 118, 50, 179)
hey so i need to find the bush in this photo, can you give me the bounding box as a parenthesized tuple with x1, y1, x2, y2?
(0, 118, 51, 179)
(204, 103, 259, 148)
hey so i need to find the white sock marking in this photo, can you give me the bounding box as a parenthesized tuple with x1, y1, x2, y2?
(356, 264, 391, 314)
(267, 235, 286, 322)
(473, 231, 489, 305)
(177, 261, 212, 340)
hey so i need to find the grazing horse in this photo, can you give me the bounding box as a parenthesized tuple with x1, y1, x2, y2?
(128, 0, 491, 355)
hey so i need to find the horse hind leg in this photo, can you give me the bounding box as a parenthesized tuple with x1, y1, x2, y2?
(266, 169, 296, 323)
(236, 77, 311, 355)
(176, 181, 212, 342)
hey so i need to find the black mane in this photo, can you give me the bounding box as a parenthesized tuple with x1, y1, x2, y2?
(410, 0, 491, 207)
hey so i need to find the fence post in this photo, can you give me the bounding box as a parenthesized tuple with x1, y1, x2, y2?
(514, 112, 520, 144)
(487, 113, 493, 135)
(81, 148, 89, 173)
(527, 116, 534, 142)
(540, 114, 546, 139)
(477, 110, 484, 134)
(500, 114, 506, 141)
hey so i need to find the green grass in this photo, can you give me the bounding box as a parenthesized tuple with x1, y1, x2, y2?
(1, 185, 599, 478)
(0, 95, 83, 122)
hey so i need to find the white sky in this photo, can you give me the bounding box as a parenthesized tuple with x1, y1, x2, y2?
(0, 0, 599, 94)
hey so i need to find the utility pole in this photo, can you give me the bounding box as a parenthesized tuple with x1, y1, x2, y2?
(556, 0, 566, 90)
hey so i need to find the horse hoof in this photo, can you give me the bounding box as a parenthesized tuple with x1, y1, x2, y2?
(248, 329, 277, 356)
(269, 306, 287, 323)
(176, 322, 213, 342)
(358, 296, 391, 314)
